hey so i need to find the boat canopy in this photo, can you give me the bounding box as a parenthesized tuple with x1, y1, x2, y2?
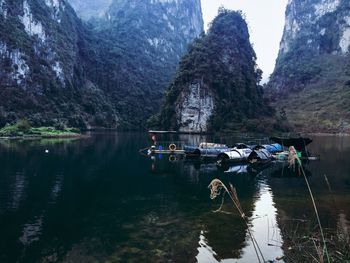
(270, 137, 312, 151)
(255, 143, 283, 153)
(248, 148, 272, 163)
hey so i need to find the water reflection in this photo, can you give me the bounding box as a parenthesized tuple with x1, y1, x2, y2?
(19, 214, 44, 246)
(239, 180, 283, 262)
(196, 177, 283, 263)
(0, 133, 349, 262)
(9, 171, 27, 211)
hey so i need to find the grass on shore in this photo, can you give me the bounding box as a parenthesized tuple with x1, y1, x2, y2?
(270, 55, 350, 133)
(0, 120, 80, 138)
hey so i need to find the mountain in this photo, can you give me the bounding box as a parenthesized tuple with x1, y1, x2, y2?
(79, 0, 204, 129)
(153, 9, 280, 133)
(0, 0, 203, 129)
(67, 0, 112, 21)
(0, 0, 117, 128)
(268, 0, 350, 132)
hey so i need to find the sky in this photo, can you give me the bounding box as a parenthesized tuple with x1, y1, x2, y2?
(201, 0, 288, 83)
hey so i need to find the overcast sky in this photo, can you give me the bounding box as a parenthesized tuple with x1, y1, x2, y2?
(201, 0, 288, 83)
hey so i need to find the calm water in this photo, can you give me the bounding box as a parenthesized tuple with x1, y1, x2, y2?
(0, 133, 349, 263)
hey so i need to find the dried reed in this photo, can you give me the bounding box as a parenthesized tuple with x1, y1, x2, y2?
(288, 146, 330, 263)
(208, 179, 265, 263)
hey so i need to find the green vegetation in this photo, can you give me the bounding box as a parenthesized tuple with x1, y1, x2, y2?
(81, 0, 203, 129)
(276, 192, 350, 262)
(267, 0, 350, 132)
(0, 0, 203, 130)
(0, 0, 118, 129)
(268, 47, 350, 133)
(154, 9, 287, 133)
(0, 119, 80, 138)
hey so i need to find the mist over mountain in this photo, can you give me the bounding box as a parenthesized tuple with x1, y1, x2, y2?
(68, 0, 112, 21)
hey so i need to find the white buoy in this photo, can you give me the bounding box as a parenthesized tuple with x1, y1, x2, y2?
(45, 149, 49, 153)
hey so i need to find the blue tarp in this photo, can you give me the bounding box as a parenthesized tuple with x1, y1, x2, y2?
(261, 143, 283, 153)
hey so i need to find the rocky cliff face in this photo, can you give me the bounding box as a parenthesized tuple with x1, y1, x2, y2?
(268, 0, 350, 132)
(0, 0, 203, 129)
(80, 0, 204, 129)
(0, 0, 117, 128)
(105, 0, 203, 59)
(270, 0, 350, 93)
(155, 9, 278, 133)
(0, 0, 69, 87)
(176, 81, 214, 132)
(279, 0, 349, 55)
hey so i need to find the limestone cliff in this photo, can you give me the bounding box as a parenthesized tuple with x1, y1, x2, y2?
(70, 0, 204, 129)
(154, 9, 277, 133)
(268, 0, 350, 132)
(0, 0, 203, 129)
(0, 0, 117, 128)
(176, 81, 214, 132)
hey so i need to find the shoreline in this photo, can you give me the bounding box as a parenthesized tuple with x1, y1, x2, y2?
(0, 134, 87, 140)
(1, 131, 349, 140)
(305, 132, 350, 136)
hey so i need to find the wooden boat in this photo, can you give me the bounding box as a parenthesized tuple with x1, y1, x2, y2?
(141, 141, 186, 155)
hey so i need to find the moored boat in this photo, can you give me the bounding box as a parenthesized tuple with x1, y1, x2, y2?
(258, 143, 283, 153)
(270, 136, 312, 152)
(248, 146, 273, 164)
(184, 142, 229, 158)
(217, 143, 279, 165)
(217, 147, 253, 164)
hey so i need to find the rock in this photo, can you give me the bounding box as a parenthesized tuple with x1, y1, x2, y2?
(156, 9, 276, 133)
(267, 0, 350, 132)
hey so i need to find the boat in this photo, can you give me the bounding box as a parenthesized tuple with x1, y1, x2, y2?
(258, 143, 283, 153)
(139, 141, 186, 156)
(270, 136, 312, 151)
(184, 142, 229, 158)
(217, 147, 253, 164)
(217, 143, 279, 165)
(247, 146, 273, 165)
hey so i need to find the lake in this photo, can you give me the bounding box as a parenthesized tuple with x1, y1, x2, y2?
(0, 133, 349, 262)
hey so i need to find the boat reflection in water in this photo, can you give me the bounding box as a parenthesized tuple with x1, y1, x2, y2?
(193, 165, 284, 262)
(147, 155, 285, 262)
(0, 134, 349, 262)
(196, 182, 284, 262)
(145, 134, 350, 262)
